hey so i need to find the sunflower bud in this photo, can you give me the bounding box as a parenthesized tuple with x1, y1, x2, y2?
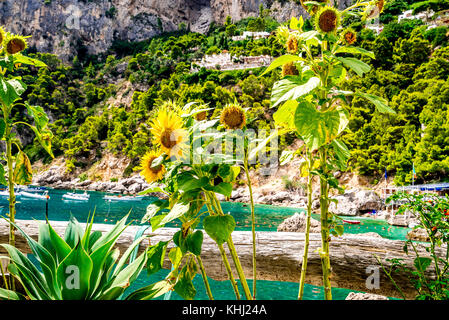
(286, 35, 298, 54)
(300, 0, 329, 15)
(315, 6, 340, 34)
(341, 28, 357, 45)
(282, 62, 299, 77)
(276, 25, 290, 45)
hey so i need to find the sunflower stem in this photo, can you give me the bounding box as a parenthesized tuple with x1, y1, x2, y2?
(196, 256, 214, 300)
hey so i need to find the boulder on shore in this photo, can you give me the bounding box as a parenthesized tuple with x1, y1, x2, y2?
(407, 228, 430, 242)
(277, 212, 321, 233)
(327, 189, 383, 216)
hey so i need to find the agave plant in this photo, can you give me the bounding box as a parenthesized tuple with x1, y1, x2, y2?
(0, 214, 149, 300)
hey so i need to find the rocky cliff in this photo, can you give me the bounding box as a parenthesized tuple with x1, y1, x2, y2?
(0, 0, 315, 60)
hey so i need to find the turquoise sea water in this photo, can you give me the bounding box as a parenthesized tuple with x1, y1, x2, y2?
(6, 188, 406, 300)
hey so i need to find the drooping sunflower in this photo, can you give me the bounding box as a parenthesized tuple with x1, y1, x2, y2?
(4, 34, 27, 55)
(363, 0, 385, 20)
(195, 110, 207, 121)
(315, 6, 340, 34)
(220, 104, 246, 130)
(286, 35, 298, 54)
(139, 150, 166, 183)
(150, 109, 187, 159)
(300, 0, 329, 15)
(282, 62, 299, 77)
(341, 28, 357, 45)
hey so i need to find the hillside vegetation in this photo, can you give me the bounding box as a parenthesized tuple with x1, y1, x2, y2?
(13, 1, 449, 186)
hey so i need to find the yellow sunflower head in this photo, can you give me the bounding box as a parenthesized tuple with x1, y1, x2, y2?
(4, 34, 27, 55)
(0, 27, 6, 47)
(286, 35, 298, 54)
(315, 6, 340, 34)
(341, 28, 357, 45)
(139, 150, 166, 183)
(282, 62, 299, 77)
(220, 104, 246, 130)
(150, 109, 188, 159)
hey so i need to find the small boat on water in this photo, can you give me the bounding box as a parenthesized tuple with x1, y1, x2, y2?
(104, 195, 144, 201)
(17, 186, 47, 193)
(63, 192, 90, 201)
(20, 191, 49, 200)
(343, 219, 361, 225)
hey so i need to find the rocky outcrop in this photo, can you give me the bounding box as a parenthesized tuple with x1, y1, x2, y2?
(318, 189, 384, 216)
(407, 228, 430, 242)
(0, 0, 315, 60)
(385, 210, 419, 228)
(345, 292, 389, 300)
(277, 212, 321, 233)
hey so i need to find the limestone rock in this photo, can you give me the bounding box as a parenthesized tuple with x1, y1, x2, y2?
(407, 228, 430, 242)
(277, 212, 321, 233)
(328, 189, 383, 216)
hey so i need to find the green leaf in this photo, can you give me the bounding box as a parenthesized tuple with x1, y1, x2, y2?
(355, 92, 395, 114)
(335, 46, 375, 59)
(335, 56, 371, 77)
(0, 165, 7, 185)
(125, 280, 172, 300)
(99, 251, 147, 300)
(331, 139, 350, 170)
(414, 257, 432, 273)
(160, 203, 189, 225)
(139, 184, 167, 195)
(0, 118, 5, 140)
(64, 216, 84, 248)
(146, 241, 169, 275)
(174, 265, 197, 300)
(271, 76, 320, 108)
(211, 182, 232, 197)
(273, 100, 298, 130)
(0, 287, 26, 300)
(150, 214, 166, 232)
(13, 54, 47, 67)
(290, 16, 299, 30)
(141, 203, 163, 224)
(203, 215, 236, 246)
(186, 230, 203, 256)
(13, 151, 33, 185)
(56, 242, 93, 300)
(259, 55, 303, 77)
(173, 230, 188, 254)
(168, 247, 183, 269)
(334, 224, 345, 236)
(294, 101, 349, 151)
(0, 78, 26, 106)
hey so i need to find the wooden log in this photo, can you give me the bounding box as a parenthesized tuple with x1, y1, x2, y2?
(0, 219, 443, 299)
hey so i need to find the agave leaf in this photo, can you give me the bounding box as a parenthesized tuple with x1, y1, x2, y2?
(99, 252, 147, 300)
(91, 213, 130, 252)
(0, 287, 27, 300)
(1, 244, 51, 300)
(56, 241, 93, 300)
(5, 219, 59, 298)
(47, 221, 72, 263)
(64, 215, 84, 249)
(113, 236, 148, 278)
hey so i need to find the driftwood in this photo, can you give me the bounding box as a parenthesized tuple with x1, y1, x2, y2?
(0, 219, 444, 299)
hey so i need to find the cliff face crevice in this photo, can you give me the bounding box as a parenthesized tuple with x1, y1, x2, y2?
(0, 0, 314, 59)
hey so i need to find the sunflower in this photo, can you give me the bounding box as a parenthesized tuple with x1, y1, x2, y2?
(282, 62, 299, 77)
(341, 28, 357, 45)
(150, 109, 187, 159)
(364, 0, 385, 20)
(286, 35, 298, 54)
(300, 0, 328, 15)
(4, 34, 27, 55)
(315, 6, 340, 34)
(139, 150, 166, 183)
(220, 104, 246, 130)
(0, 27, 5, 47)
(195, 110, 207, 121)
